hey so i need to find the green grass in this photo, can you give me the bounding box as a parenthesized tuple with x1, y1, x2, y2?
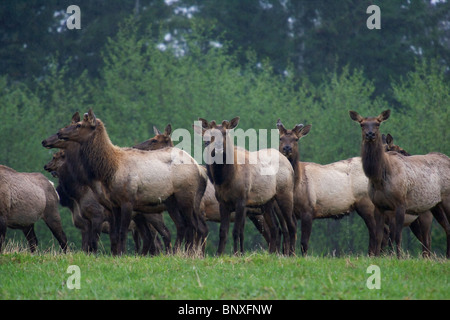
(0, 245, 448, 300)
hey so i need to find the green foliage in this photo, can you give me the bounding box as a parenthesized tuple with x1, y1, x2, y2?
(391, 59, 449, 155)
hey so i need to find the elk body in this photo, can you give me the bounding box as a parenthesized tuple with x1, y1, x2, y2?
(277, 119, 377, 255)
(133, 124, 206, 252)
(43, 114, 173, 255)
(0, 165, 67, 252)
(57, 109, 207, 255)
(382, 134, 435, 256)
(197, 117, 296, 255)
(350, 110, 450, 257)
(135, 124, 271, 248)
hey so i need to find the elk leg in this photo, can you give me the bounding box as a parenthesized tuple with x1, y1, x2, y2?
(147, 215, 172, 254)
(23, 225, 38, 253)
(110, 207, 121, 255)
(247, 213, 271, 248)
(217, 203, 231, 255)
(119, 203, 133, 255)
(132, 214, 152, 255)
(430, 203, 450, 258)
(42, 213, 68, 253)
(300, 212, 313, 256)
(394, 206, 405, 258)
(232, 201, 246, 255)
(167, 206, 186, 253)
(131, 224, 141, 254)
(409, 212, 432, 258)
(374, 207, 385, 256)
(273, 202, 288, 254)
(262, 202, 278, 254)
(355, 199, 377, 257)
(275, 197, 296, 256)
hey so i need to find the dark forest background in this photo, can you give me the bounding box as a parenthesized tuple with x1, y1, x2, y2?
(1, 0, 449, 256)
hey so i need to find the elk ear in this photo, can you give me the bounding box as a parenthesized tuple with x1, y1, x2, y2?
(164, 124, 172, 136)
(229, 116, 240, 129)
(378, 109, 391, 122)
(382, 134, 387, 144)
(198, 118, 209, 129)
(153, 126, 162, 136)
(71, 112, 80, 124)
(210, 120, 217, 128)
(386, 133, 394, 146)
(87, 109, 96, 127)
(349, 110, 363, 123)
(222, 120, 230, 129)
(277, 119, 287, 136)
(292, 123, 304, 136)
(298, 124, 311, 138)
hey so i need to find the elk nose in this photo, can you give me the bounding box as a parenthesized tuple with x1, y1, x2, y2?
(365, 132, 375, 140)
(283, 145, 292, 153)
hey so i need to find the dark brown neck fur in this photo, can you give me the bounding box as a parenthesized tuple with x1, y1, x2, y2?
(80, 120, 120, 188)
(361, 137, 387, 182)
(206, 149, 234, 186)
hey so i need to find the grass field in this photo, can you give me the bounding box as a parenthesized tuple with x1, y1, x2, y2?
(0, 244, 448, 300)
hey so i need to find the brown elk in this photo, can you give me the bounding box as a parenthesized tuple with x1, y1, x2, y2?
(43, 114, 172, 255)
(350, 110, 450, 257)
(43, 148, 106, 253)
(381, 133, 436, 256)
(133, 123, 206, 252)
(44, 150, 166, 254)
(0, 164, 67, 253)
(135, 124, 272, 248)
(277, 119, 377, 256)
(196, 117, 296, 255)
(57, 109, 207, 255)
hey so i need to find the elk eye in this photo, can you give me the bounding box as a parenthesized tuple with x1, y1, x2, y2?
(76, 124, 81, 128)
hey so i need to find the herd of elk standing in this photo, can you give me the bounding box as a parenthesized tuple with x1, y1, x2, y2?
(0, 108, 449, 258)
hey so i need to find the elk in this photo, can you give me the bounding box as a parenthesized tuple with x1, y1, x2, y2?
(135, 124, 271, 248)
(277, 119, 378, 256)
(0, 164, 67, 253)
(350, 110, 450, 257)
(43, 114, 172, 255)
(43, 148, 107, 253)
(57, 109, 207, 255)
(44, 150, 165, 254)
(381, 133, 435, 256)
(196, 117, 296, 255)
(133, 123, 203, 251)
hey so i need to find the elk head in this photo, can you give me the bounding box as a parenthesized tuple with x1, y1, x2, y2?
(133, 124, 173, 151)
(349, 109, 390, 143)
(277, 119, 311, 162)
(57, 109, 98, 143)
(382, 133, 411, 156)
(195, 117, 240, 163)
(44, 150, 66, 178)
(42, 112, 80, 149)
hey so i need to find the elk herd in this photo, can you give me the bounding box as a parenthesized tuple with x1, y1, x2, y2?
(0, 109, 449, 259)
